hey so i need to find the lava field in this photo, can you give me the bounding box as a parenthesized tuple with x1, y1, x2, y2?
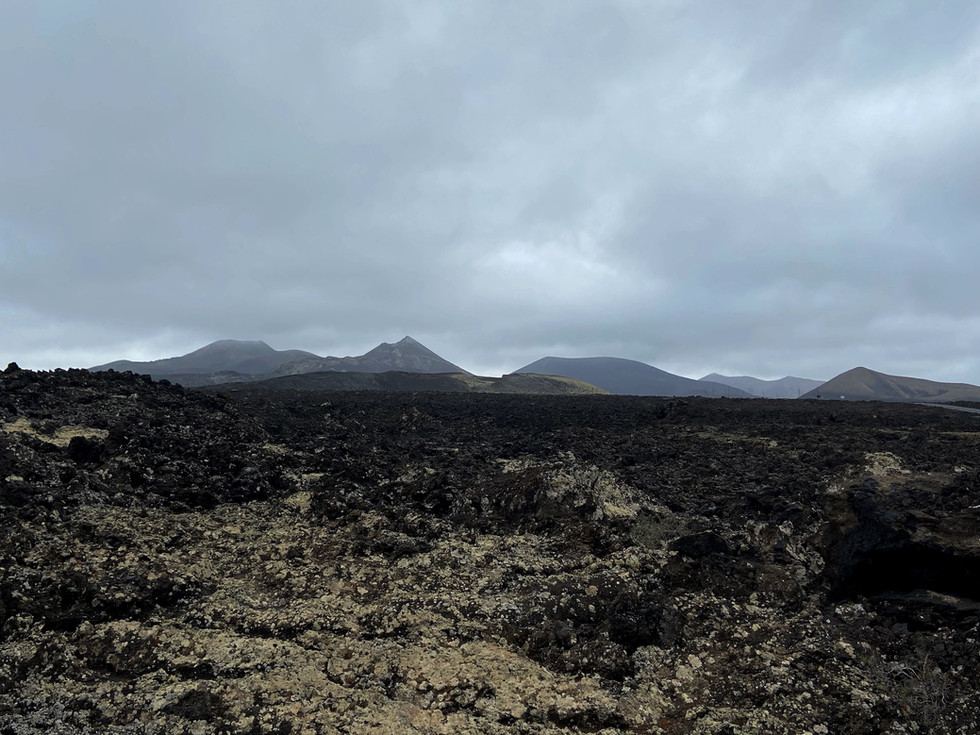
(1, 365, 979, 734)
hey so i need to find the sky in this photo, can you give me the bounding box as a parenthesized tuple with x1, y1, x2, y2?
(2, 1, 980, 382)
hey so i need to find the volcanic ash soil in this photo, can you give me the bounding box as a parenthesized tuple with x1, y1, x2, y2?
(1, 366, 979, 734)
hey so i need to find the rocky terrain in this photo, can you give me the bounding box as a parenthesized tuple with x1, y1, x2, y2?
(2, 364, 979, 734)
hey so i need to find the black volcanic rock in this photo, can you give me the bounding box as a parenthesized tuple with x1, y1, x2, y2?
(515, 356, 751, 397)
(3, 368, 980, 733)
(825, 473, 980, 604)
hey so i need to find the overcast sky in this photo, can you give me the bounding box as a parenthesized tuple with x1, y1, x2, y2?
(2, 1, 980, 381)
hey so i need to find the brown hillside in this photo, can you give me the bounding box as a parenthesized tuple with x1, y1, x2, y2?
(214, 370, 607, 395)
(803, 366, 980, 402)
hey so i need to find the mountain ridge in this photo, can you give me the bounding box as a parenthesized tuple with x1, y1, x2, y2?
(90, 336, 466, 386)
(93, 340, 319, 377)
(89, 340, 980, 402)
(700, 373, 825, 399)
(267, 336, 469, 377)
(514, 356, 751, 397)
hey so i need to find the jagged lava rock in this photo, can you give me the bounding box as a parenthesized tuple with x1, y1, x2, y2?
(1, 369, 979, 733)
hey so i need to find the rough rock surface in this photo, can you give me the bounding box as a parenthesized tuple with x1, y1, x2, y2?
(2, 367, 979, 734)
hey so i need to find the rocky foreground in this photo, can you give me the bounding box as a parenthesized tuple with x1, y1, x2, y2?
(1, 366, 979, 734)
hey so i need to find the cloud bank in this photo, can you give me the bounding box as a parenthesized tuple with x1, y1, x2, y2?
(2, 1, 979, 380)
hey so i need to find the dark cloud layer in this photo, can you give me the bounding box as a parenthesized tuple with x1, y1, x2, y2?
(2, 1, 979, 381)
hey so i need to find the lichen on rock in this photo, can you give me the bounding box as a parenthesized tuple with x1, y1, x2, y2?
(1, 368, 979, 733)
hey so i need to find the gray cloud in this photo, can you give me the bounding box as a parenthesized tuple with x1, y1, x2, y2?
(2, 0, 979, 382)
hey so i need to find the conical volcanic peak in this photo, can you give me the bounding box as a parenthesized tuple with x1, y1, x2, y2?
(192, 339, 273, 354)
(359, 336, 467, 374)
(802, 367, 980, 402)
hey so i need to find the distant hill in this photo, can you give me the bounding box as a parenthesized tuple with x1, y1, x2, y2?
(801, 367, 980, 403)
(700, 373, 825, 399)
(92, 340, 318, 377)
(209, 371, 607, 395)
(90, 336, 466, 386)
(266, 336, 467, 377)
(514, 357, 751, 397)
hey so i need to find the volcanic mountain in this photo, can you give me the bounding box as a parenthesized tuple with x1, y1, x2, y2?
(514, 356, 751, 397)
(801, 366, 980, 403)
(701, 373, 825, 399)
(90, 336, 467, 387)
(91, 340, 319, 378)
(265, 336, 468, 377)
